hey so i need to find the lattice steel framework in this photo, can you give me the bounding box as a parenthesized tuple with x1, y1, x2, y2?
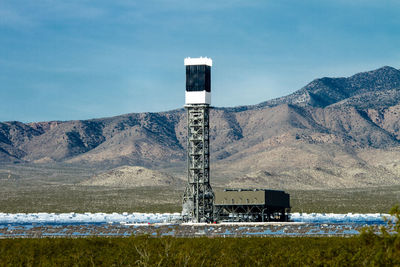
(182, 104, 214, 222)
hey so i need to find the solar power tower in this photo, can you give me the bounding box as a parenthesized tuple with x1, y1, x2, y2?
(182, 57, 214, 222)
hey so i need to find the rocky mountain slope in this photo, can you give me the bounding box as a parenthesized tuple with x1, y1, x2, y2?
(257, 66, 400, 109)
(1, 66, 400, 189)
(81, 165, 183, 187)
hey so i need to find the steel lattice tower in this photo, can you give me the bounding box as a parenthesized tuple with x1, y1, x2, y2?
(182, 57, 214, 222)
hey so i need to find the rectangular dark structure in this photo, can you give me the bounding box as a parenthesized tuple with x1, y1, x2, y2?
(186, 65, 211, 92)
(214, 189, 290, 222)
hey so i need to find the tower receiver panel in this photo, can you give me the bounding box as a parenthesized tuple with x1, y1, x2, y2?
(185, 57, 212, 105)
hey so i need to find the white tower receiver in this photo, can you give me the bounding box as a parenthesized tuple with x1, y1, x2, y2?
(184, 57, 212, 105)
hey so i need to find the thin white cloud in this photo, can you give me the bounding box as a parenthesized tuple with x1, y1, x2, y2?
(299, 0, 400, 8)
(0, 4, 36, 28)
(36, 0, 106, 20)
(154, 0, 263, 10)
(0, 0, 106, 29)
(0, 58, 90, 74)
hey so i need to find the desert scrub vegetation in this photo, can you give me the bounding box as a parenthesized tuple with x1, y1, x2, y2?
(0, 234, 399, 266)
(1, 183, 400, 214)
(0, 236, 374, 266)
(0, 207, 399, 266)
(356, 205, 400, 266)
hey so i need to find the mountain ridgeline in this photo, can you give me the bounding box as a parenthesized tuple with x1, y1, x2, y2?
(1, 66, 400, 189)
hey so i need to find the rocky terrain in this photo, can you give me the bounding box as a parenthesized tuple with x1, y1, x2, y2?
(81, 166, 184, 187)
(1, 66, 400, 190)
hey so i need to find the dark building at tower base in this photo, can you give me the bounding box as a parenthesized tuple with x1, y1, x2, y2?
(213, 189, 290, 222)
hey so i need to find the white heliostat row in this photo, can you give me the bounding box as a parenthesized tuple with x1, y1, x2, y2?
(185, 57, 212, 105)
(0, 212, 181, 224)
(0, 212, 390, 224)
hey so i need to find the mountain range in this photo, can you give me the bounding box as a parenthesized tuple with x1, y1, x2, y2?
(1, 66, 400, 189)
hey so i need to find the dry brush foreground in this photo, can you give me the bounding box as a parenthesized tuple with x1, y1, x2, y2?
(2, 207, 400, 266)
(0, 232, 399, 266)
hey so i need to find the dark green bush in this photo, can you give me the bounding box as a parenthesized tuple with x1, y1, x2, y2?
(357, 205, 400, 266)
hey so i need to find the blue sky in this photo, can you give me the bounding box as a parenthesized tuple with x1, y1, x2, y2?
(1, 0, 400, 122)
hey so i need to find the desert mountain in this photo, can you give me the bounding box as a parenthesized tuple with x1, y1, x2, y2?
(1, 66, 400, 189)
(257, 66, 400, 109)
(81, 165, 183, 187)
